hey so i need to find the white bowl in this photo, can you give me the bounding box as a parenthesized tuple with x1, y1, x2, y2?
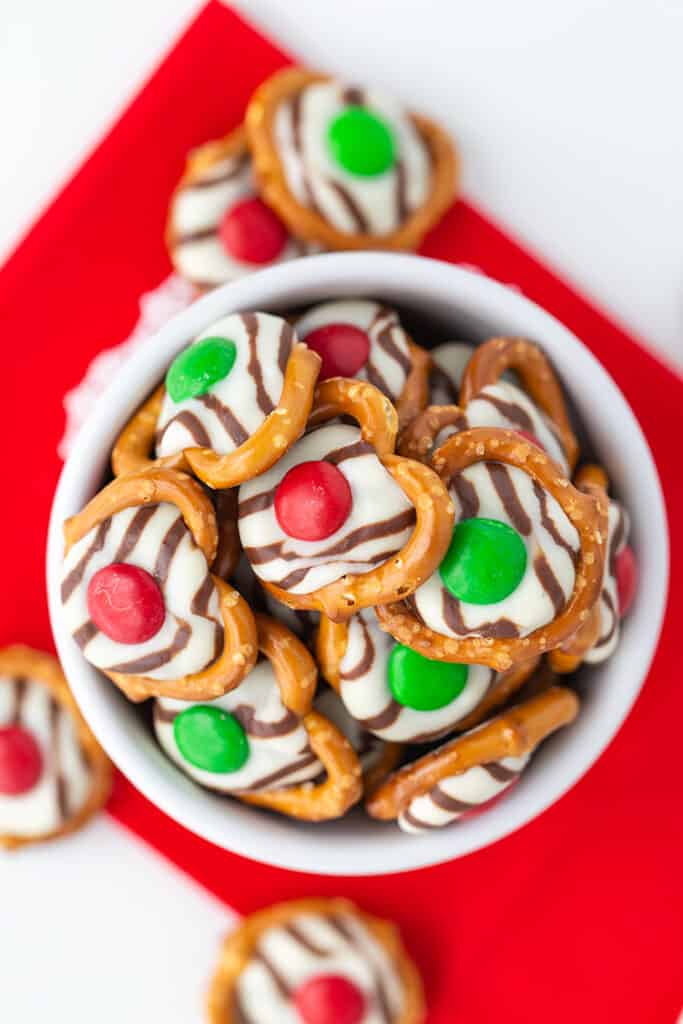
(46, 253, 668, 875)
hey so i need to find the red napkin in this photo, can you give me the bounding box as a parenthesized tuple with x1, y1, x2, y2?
(1, 3, 680, 1021)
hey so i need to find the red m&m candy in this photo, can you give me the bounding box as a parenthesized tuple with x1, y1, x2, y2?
(219, 196, 288, 265)
(615, 544, 637, 617)
(87, 563, 165, 644)
(294, 974, 366, 1024)
(275, 461, 352, 541)
(303, 324, 370, 380)
(0, 726, 43, 795)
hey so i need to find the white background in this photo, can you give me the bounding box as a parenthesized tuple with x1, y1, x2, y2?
(1, 2, 681, 1022)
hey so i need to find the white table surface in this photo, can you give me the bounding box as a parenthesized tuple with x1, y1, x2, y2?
(1, 2, 681, 1021)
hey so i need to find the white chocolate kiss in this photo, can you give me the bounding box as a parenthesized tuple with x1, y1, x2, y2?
(338, 609, 494, 743)
(0, 677, 92, 838)
(238, 424, 415, 596)
(399, 747, 530, 834)
(296, 299, 412, 403)
(429, 341, 475, 405)
(154, 658, 321, 793)
(584, 501, 629, 664)
(315, 685, 388, 778)
(234, 910, 405, 1023)
(61, 502, 222, 681)
(169, 150, 316, 287)
(274, 80, 431, 236)
(156, 311, 297, 459)
(412, 462, 579, 640)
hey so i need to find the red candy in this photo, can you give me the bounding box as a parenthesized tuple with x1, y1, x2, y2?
(303, 323, 370, 380)
(87, 563, 165, 644)
(0, 726, 43, 795)
(514, 429, 545, 452)
(275, 461, 352, 541)
(294, 975, 366, 1024)
(615, 543, 637, 617)
(219, 196, 288, 265)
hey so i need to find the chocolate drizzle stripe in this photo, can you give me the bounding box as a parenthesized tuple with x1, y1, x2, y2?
(197, 393, 249, 448)
(235, 750, 319, 792)
(594, 589, 617, 648)
(60, 518, 112, 604)
(533, 552, 566, 616)
(487, 462, 532, 535)
(253, 950, 291, 998)
(430, 785, 477, 815)
(107, 619, 191, 675)
(73, 620, 99, 650)
(190, 574, 214, 616)
(451, 473, 479, 519)
(483, 761, 520, 784)
(231, 704, 300, 739)
(49, 698, 69, 822)
(156, 409, 212, 450)
(442, 590, 520, 639)
(238, 489, 275, 518)
(289, 93, 324, 215)
(430, 365, 459, 404)
(232, 993, 256, 1024)
(364, 358, 394, 398)
(153, 516, 186, 585)
(174, 225, 219, 246)
(277, 321, 295, 375)
(401, 807, 442, 830)
(373, 309, 413, 375)
(113, 505, 157, 563)
(11, 677, 26, 724)
(324, 439, 374, 465)
(242, 312, 275, 416)
(283, 922, 330, 956)
(479, 392, 534, 433)
(358, 699, 402, 732)
(324, 179, 371, 233)
(395, 158, 409, 222)
(339, 618, 375, 681)
(342, 86, 365, 105)
(533, 480, 579, 565)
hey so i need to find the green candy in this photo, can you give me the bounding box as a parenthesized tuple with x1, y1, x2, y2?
(173, 705, 249, 773)
(439, 517, 527, 605)
(326, 106, 396, 177)
(388, 644, 469, 711)
(166, 336, 237, 403)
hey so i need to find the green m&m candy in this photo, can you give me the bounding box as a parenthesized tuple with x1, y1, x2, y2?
(388, 644, 469, 711)
(439, 517, 527, 605)
(166, 336, 237, 403)
(327, 107, 396, 177)
(173, 705, 248, 773)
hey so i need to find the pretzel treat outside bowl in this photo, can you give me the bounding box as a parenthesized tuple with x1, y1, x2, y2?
(0, 646, 112, 851)
(61, 467, 257, 702)
(377, 428, 608, 672)
(549, 463, 635, 673)
(112, 311, 321, 487)
(208, 898, 425, 1024)
(166, 125, 320, 292)
(238, 378, 455, 621)
(317, 609, 538, 745)
(367, 685, 579, 832)
(295, 299, 431, 427)
(246, 67, 458, 252)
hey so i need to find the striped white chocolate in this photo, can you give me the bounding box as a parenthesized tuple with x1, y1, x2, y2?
(61, 503, 222, 681)
(338, 609, 494, 742)
(584, 501, 629, 664)
(274, 80, 431, 236)
(434, 381, 569, 472)
(155, 312, 297, 459)
(238, 424, 415, 595)
(399, 750, 530, 833)
(232, 555, 320, 641)
(315, 685, 388, 779)
(234, 910, 405, 1023)
(0, 676, 92, 838)
(411, 461, 579, 640)
(169, 150, 315, 288)
(428, 341, 475, 405)
(154, 658, 321, 793)
(295, 300, 412, 403)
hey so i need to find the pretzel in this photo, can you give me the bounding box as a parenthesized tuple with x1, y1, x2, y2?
(397, 340, 432, 427)
(240, 377, 454, 621)
(246, 66, 458, 252)
(398, 403, 467, 463)
(208, 898, 426, 1024)
(376, 428, 608, 671)
(459, 337, 579, 470)
(0, 645, 112, 850)
(366, 685, 579, 823)
(111, 339, 321, 488)
(61, 467, 257, 702)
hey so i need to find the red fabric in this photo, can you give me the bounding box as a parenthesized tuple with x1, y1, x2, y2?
(1, 3, 681, 1021)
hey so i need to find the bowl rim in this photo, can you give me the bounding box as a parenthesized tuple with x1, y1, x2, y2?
(46, 252, 669, 875)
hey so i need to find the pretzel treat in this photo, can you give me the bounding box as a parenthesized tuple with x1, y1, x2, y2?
(377, 428, 608, 671)
(0, 646, 112, 850)
(156, 614, 361, 821)
(295, 299, 431, 426)
(61, 467, 257, 702)
(208, 898, 425, 1024)
(315, 684, 402, 795)
(549, 464, 636, 672)
(238, 378, 454, 621)
(232, 554, 319, 644)
(166, 126, 319, 291)
(246, 67, 457, 251)
(317, 608, 536, 744)
(427, 341, 475, 406)
(111, 311, 320, 486)
(367, 685, 579, 831)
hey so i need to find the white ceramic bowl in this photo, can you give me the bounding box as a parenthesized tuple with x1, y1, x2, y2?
(46, 253, 668, 875)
